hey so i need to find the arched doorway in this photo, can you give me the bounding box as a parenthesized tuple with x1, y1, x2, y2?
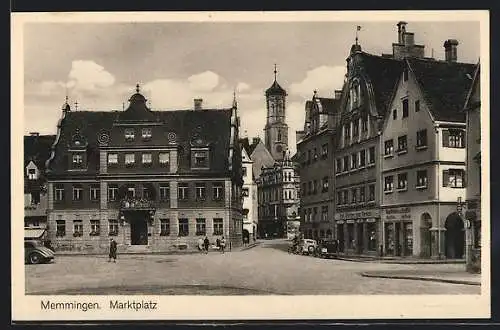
(420, 213, 432, 258)
(242, 229, 250, 245)
(445, 212, 465, 259)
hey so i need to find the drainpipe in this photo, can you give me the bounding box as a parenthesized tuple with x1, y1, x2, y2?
(435, 123, 442, 259)
(378, 127, 385, 257)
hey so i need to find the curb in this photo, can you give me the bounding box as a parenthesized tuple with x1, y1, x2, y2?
(238, 242, 260, 252)
(336, 257, 466, 265)
(360, 272, 480, 286)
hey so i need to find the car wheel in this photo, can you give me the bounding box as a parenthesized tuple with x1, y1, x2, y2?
(308, 246, 314, 254)
(29, 253, 42, 264)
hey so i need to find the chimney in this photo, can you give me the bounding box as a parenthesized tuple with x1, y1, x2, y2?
(444, 39, 459, 62)
(334, 90, 342, 100)
(397, 21, 407, 44)
(194, 98, 203, 110)
(29, 132, 39, 137)
(403, 32, 415, 46)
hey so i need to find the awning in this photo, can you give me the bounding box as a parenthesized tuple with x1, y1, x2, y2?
(24, 228, 46, 240)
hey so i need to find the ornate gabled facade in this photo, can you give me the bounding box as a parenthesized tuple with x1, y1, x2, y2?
(24, 133, 55, 241)
(239, 138, 258, 242)
(297, 92, 340, 240)
(45, 86, 243, 253)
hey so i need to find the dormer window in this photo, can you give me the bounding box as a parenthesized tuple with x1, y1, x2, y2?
(27, 168, 37, 180)
(125, 128, 135, 141)
(142, 128, 152, 140)
(192, 150, 209, 169)
(72, 154, 83, 164)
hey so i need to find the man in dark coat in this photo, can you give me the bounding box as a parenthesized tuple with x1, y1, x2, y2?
(203, 236, 210, 254)
(109, 238, 117, 262)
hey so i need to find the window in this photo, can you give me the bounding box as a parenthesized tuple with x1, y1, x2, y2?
(142, 128, 152, 140)
(443, 169, 465, 188)
(402, 99, 409, 118)
(143, 186, 152, 199)
(321, 206, 328, 222)
(368, 184, 375, 201)
(352, 121, 359, 137)
(337, 191, 343, 205)
(55, 185, 65, 201)
(277, 129, 282, 142)
(344, 124, 350, 142)
(159, 185, 170, 201)
(416, 170, 428, 188)
(359, 186, 366, 202)
(30, 191, 40, 204)
(142, 153, 152, 165)
(313, 207, 318, 221)
(213, 218, 224, 235)
(178, 218, 189, 236)
(242, 188, 249, 197)
(351, 153, 358, 170)
(351, 188, 357, 204)
(73, 220, 83, 237)
(403, 68, 408, 81)
(196, 183, 207, 200)
(193, 151, 209, 168)
(343, 156, 349, 172)
(108, 185, 118, 201)
(159, 219, 170, 236)
(342, 190, 349, 205)
(56, 220, 65, 237)
(384, 176, 394, 193)
(362, 116, 368, 132)
(322, 177, 329, 193)
(393, 109, 397, 120)
(109, 220, 119, 236)
(212, 182, 224, 200)
(90, 185, 100, 201)
(108, 153, 118, 165)
(368, 147, 375, 164)
(72, 154, 83, 166)
(397, 135, 408, 153)
(159, 153, 170, 167)
(384, 139, 394, 156)
(196, 218, 206, 236)
(416, 129, 427, 148)
(27, 168, 37, 180)
(312, 180, 318, 194)
(125, 153, 135, 165)
(72, 185, 83, 201)
(415, 100, 420, 112)
(321, 144, 328, 159)
(125, 128, 135, 141)
(242, 166, 247, 177)
(90, 220, 100, 236)
(178, 183, 189, 200)
(397, 173, 408, 191)
(359, 150, 366, 167)
(443, 129, 465, 148)
(336, 158, 342, 173)
(127, 187, 135, 198)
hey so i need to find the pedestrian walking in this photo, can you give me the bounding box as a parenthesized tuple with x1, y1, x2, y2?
(197, 237, 204, 252)
(220, 236, 226, 254)
(108, 238, 117, 263)
(203, 236, 210, 254)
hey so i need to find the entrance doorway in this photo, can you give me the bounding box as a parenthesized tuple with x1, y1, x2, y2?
(420, 213, 432, 258)
(445, 212, 465, 259)
(395, 222, 402, 256)
(356, 223, 364, 254)
(337, 224, 344, 252)
(130, 214, 148, 245)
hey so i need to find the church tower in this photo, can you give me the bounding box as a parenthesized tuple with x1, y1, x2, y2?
(264, 65, 288, 161)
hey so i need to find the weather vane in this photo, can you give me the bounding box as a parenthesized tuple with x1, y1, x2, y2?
(355, 25, 362, 45)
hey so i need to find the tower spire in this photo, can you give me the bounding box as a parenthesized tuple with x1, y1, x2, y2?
(274, 64, 277, 81)
(232, 87, 238, 108)
(136, 83, 140, 93)
(355, 25, 362, 46)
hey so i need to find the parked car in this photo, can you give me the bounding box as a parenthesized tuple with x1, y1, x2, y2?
(317, 239, 339, 258)
(25, 240, 55, 265)
(300, 239, 317, 255)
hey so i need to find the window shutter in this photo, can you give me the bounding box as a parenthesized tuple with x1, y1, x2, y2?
(442, 170, 450, 187)
(462, 170, 467, 187)
(442, 130, 450, 147)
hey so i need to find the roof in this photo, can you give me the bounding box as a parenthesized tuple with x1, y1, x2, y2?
(316, 97, 339, 114)
(464, 63, 480, 111)
(24, 134, 56, 170)
(265, 79, 286, 96)
(47, 100, 234, 176)
(358, 52, 404, 116)
(408, 58, 476, 122)
(249, 139, 275, 178)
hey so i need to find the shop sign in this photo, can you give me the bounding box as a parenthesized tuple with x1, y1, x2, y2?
(383, 207, 412, 221)
(346, 219, 355, 224)
(334, 209, 380, 221)
(336, 220, 345, 224)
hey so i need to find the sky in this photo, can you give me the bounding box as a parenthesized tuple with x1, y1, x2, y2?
(23, 19, 480, 154)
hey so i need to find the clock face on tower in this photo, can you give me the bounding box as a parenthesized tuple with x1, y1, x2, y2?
(276, 145, 283, 154)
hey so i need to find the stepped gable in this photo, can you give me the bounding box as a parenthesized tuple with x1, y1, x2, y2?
(408, 57, 476, 122)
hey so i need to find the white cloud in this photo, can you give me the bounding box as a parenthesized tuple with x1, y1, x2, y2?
(187, 71, 220, 92)
(67, 60, 116, 91)
(286, 101, 306, 155)
(289, 65, 346, 98)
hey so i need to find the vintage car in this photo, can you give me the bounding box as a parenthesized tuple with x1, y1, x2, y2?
(300, 239, 317, 255)
(316, 239, 339, 258)
(25, 240, 55, 264)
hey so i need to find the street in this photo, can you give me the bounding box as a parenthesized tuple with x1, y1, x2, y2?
(25, 239, 479, 295)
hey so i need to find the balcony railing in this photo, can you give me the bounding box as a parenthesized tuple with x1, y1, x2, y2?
(120, 198, 156, 210)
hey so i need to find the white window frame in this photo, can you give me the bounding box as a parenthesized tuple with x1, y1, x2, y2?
(108, 153, 118, 164)
(142, 153, 152, 164)
(141, 127, 152, 140)
(125, 153, 135, 165)
(125, 128, 135, 141)
(72, 186, 83, 201)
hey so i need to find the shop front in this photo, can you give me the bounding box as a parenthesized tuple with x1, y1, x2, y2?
(382, 207, 414, 257)
(334, 209, 380, 256)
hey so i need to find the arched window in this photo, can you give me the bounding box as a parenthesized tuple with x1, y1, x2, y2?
(349, 79, 362, 110)
(277, 130, 282, 142)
